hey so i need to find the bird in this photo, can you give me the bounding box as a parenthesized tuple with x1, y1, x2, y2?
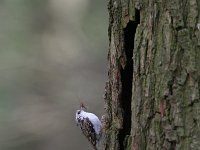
(75, 103, 102, 150)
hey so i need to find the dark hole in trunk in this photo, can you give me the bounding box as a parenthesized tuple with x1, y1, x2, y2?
(118, 9, 140, 150)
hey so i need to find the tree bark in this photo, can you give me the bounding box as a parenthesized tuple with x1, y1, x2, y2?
(104, 0, 200, 150)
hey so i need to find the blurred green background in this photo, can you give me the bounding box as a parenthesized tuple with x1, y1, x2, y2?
(0, 0, 107, 150)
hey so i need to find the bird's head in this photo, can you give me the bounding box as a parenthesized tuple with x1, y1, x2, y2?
(76, 102, 86, 119)
(75, 109, 82, 126)
(76, 109, 82, 116)
(75, 102, 87, 125)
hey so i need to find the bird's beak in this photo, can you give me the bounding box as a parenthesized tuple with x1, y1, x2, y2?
(80, 102, 87, 110)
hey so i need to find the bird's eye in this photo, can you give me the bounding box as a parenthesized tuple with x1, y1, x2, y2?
(77, 111, 81, 114)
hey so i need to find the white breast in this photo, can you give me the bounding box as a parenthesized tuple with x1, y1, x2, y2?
(76, 110, 102, 135)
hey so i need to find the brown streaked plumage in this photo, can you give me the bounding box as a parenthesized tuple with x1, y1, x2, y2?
(77, 117, 97, 150)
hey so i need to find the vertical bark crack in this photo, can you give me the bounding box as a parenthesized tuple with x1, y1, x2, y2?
(118, 9, 140, 150)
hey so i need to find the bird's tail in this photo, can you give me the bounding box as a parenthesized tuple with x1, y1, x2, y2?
(95, 136, 103, 150)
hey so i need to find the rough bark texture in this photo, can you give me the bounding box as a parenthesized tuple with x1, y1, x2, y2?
(104, 0, 200, 150)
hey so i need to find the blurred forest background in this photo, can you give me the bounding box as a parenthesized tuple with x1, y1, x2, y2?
(0, 0, 107, 150)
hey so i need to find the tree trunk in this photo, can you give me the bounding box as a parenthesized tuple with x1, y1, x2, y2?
(103, 0, 200, 150)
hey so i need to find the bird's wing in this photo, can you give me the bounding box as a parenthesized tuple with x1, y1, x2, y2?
(85, 112, 102, 135)
(77, 117, 97, 150)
